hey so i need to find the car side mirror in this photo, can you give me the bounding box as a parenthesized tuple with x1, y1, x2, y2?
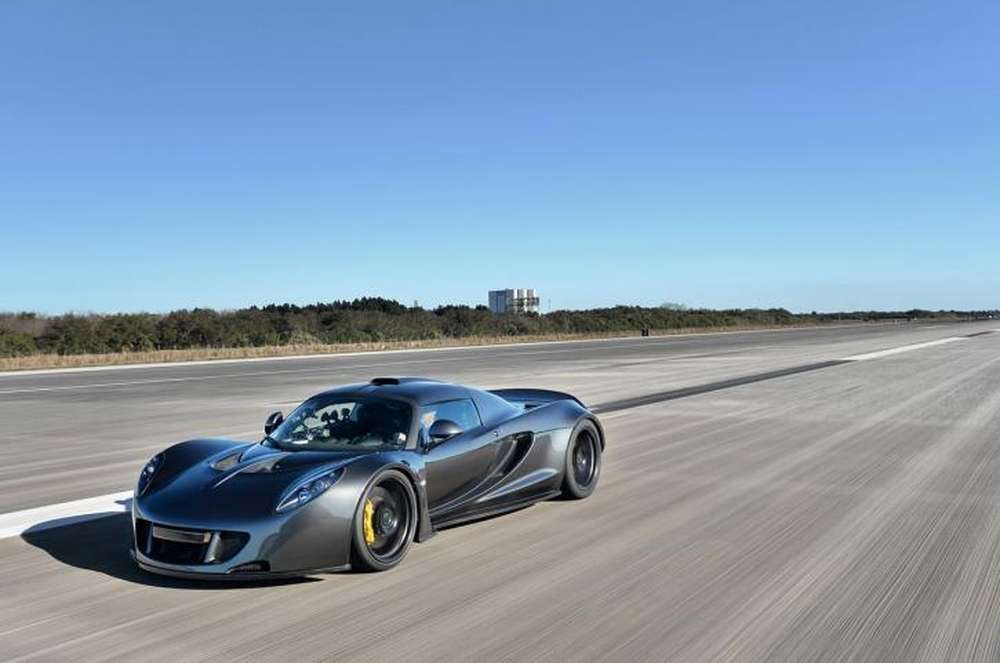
(427, 419, 463, 446)
(264, 411, 284, 436)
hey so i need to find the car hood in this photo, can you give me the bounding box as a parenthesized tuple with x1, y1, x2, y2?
(139, 442, 370, 522)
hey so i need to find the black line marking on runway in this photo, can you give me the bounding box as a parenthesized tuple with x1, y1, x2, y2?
(592, 360, 852, 414)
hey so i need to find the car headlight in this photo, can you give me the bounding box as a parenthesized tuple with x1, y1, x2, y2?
(137, 453, 164, 495)
(276, 468, 344, 513)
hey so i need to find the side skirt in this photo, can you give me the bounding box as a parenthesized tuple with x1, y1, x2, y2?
(429, 489, 562, 530)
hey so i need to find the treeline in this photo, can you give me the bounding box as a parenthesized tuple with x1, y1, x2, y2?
(0, 298, 992, 358)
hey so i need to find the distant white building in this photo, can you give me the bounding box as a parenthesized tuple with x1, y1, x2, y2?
(488, 288, 540, 314)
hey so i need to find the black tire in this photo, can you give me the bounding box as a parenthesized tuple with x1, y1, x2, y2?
(561, 419, 602, 499)
(351, 469, 418, 572)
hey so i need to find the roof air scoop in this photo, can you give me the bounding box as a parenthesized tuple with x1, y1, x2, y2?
(370, 377, 400, 386)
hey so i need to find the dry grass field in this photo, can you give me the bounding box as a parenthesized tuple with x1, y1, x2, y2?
(0, 321, 886, 372)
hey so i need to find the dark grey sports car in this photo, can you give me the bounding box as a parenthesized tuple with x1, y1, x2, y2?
(131, 377, 604, 578)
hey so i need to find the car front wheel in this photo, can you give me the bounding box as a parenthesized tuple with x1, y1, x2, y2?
(351, 469, 418, 572)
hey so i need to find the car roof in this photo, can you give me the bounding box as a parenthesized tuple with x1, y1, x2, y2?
(314, 377, 473, 406)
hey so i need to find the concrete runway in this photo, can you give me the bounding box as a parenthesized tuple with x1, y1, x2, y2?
(2, 321, 999, 661)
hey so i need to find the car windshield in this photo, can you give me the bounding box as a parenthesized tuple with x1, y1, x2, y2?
(264, 395, 412, 451)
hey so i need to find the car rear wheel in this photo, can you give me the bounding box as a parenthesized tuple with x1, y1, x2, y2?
(351, 469, 417, 572)
(561, 420, 602, 499)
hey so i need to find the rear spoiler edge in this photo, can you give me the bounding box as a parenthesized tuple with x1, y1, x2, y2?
(489, 388, 587, 410)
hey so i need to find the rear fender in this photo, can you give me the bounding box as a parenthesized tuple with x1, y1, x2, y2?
(496, 399, 598, 482)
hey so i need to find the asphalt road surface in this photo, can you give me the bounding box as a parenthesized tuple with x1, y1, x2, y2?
(2, 321, 1000, 661)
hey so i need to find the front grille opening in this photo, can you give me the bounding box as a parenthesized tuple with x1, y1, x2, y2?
(135, 518, 249, 566)
(150, 535, 208, 565)
(216, 532, 250, 562)
(135, 518, 151, 549)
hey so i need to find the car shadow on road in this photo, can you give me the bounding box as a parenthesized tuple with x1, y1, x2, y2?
(23, 498, 540, 588)
(21, 511, 318, 590)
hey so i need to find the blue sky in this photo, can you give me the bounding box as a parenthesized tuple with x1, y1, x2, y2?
(2, 0, 997, 314)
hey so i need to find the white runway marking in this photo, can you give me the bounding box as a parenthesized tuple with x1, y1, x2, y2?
(0, 490, 132, 539)
(841, 337, 966, 361)
(0, 352, 549, 394)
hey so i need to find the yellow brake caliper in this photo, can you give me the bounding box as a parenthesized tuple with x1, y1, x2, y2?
(363, 498, 376, 545)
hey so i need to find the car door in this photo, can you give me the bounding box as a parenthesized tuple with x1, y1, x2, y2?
(421, 399, 497, 514)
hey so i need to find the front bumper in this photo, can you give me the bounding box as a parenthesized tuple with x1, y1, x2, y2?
(131, 492, 355, 579)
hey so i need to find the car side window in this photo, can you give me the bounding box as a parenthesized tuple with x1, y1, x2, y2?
(419, 399, 482, 439)
(472, 390, 520, 426)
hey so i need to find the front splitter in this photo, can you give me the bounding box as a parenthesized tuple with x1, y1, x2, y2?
(130, 548, 351, 581)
